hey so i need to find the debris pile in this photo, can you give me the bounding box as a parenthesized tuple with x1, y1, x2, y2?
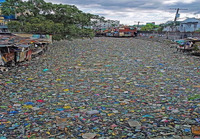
(0, 37, 199, 138)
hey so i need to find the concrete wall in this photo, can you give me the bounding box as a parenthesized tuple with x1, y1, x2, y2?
(138, 31, 200, 40)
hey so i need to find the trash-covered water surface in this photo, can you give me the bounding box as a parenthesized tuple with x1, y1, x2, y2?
(0, 37, 200, 138)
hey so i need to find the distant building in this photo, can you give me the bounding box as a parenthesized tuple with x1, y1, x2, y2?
(162, 21, 180, 32)
(146, 22, 155, 25)
(92, 19, 120, 30)
(163, 26, 180, 32)
(179, 18, 200, 32)
(162, 18, 200, 32)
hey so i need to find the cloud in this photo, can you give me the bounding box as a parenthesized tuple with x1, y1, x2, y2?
(163, 0, 196, 4)
(44, 0, 200, 25)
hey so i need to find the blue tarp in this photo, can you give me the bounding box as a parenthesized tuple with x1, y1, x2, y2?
(32, 34, 41, 39)
(174, 39, 186, 45)
(3, 15, 15, 20)
(0, 0, 15, 19)
(0, 0, 5, 6)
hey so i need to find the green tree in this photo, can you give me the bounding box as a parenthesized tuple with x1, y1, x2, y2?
(140, 24, 159, 31)
(1, 0, 22, 15)
(157, 24, 165, 32)
(1, 0, 101, 41)
(26, 0, 45, 17)
(195, 29, 200, 32)
(7, 21, 21, 32)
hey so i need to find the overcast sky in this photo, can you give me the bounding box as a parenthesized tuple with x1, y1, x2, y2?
(45, 0, 200, 25)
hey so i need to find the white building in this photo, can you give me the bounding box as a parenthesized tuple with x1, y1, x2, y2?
(92, 19, 120, 30)
(162, 21, 180, 32)
(179, 18, 200, 32)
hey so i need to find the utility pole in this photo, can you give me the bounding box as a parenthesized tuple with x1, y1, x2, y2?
(169, 8, 188, 39)
(174, 8, 180, 22)
(170, 8, 188, 29)
(170, 8, 188, 22)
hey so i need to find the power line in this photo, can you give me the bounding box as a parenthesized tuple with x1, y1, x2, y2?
(168, 8, 188, 32)
(169, 8, 188, 22)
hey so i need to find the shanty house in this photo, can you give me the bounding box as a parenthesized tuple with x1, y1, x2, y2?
(179, 18, 200, 32)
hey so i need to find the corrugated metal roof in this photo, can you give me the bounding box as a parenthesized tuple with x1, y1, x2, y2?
(0, 34, 51, 48)
(181, 18, 200, 23)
